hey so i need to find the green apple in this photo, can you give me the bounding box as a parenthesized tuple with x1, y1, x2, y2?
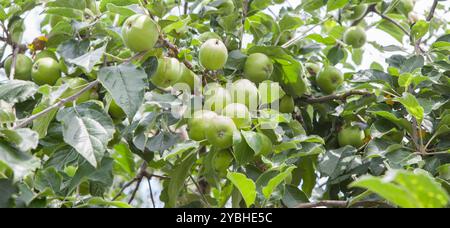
(397, 0, 414, 16)
(279, 95, 295, 113)
(31, 57, 62, 85)
(122, 14, 160, 53)
(151, 57, 183, 88)
(244, 53, 274, 83)
(199, 39, 228, 70)
(205, 115, 237, 149)
(316, 66, 343, 94)
(338, 126, 366, 148)
(305, 62, 320, 77)
(222, 103, 252, 129)
(213, 149, 233, 174)
(343, 26, 367, 49)
(204, 86, 232, 113)
(55, 77, 97, 107)
(344, 4, 368, 20)
(4, 54, 33, 81)
(229, 79, 259, 110)
(109, 99, 127, 120)
(188, 110, 217, 141)
(178, 64, 201, 94)
(35, 50, 58, 61)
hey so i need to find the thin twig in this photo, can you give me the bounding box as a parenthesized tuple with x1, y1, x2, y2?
(13, 80, 100, 129)
(299, 90, 371, 104)
(9, 46, 19, 80)
(426, 0, 438, 22)
(189, 175, 211, 208)
(374, 10, 410, 37)
(113, 178, 138, 201)
(239, 0, 249, 49)
(147, 178, 156, 208)
(351, 4, 376, 26)
(282, 16, 332, 48)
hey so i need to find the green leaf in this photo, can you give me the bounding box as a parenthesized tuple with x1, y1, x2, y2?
(98, 63, 148, 120)
(0, 128, 39, 152)
(0, 140, 40, 180)
(282, 184, 309, 208)
(262, 166, 296, 199)
(86, 197, 133, 208)
(112, 142, 136, 178)
(46, 7, 84, 20)
(411, 20, 429, 41)
(0, 178, 17, 208)
(168, 153, 197, 208)
(65, 44, 106, 73)
(279, 14, 303, 32)
(227, 172, 256, 207)
(105, 3, 136, 17)
(327, 0, 349, 12)
(56, 102, 115, 167)
(34, 167, 63, 193)
(394, 92, 424, 123)
(0, 80, 38, 104)
(351, 169, 450, 208)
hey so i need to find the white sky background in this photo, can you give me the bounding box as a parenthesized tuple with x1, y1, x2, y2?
(1, 0, 448, 207)
(4, 0, 450, 72)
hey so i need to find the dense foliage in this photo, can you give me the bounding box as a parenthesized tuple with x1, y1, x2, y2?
(0, 0, 449, 208)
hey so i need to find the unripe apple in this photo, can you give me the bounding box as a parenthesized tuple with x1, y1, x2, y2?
(305, 62, 320, 77)
(213, 149, 234, 175)
(5, 54, 33, 81)
(343, 26, 367, 49)
(151, 57, 183, 88)
(188, 110, 217, 141)
(316, 66, 343, 94)
(205, 115, 237, 149)
(199, 39, 228, 70)
(204, 86, 232, 113)
(178, 64, 201, 94)
(222, 103, 252, 129)
(32, 57, 62, 85)
(244, 53, 274, 83)
(122, 14, 160, 53)
(279, 95, 295, 113)
(229, 79, 259, 110)
(338, 125, 366, 148)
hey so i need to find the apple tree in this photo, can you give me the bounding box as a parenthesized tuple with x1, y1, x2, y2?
(0, 0, 449, 208)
